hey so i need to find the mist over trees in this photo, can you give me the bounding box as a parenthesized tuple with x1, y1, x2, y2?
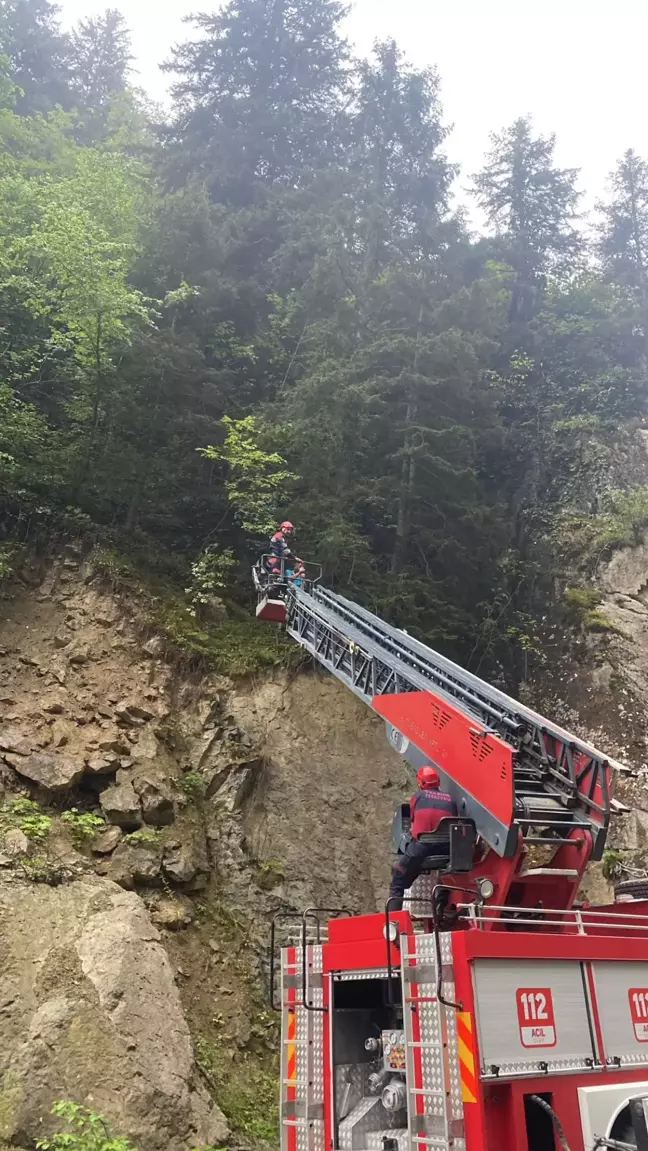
(0, 0, 645, 673)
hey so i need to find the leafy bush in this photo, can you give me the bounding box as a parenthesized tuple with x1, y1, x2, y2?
(125, 828, 162, 846)
(61, 808, 105, 846)
(36, 1101, 138, 1151)
(602, 848, 626, 882)
(179, 771, 205, 799)
(34, 1099, 226, 1151)
(186, 547, 236, 614)
(17, 853, 71, 885)
(0, 797, 51, 840)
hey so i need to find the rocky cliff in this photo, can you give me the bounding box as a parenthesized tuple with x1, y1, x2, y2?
(0, 549, 410, 1149)
(5, 528, 648, 1148)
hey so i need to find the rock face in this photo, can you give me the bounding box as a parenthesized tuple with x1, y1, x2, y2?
(13, 751, 83, 791)
(136, 777, 175, 827)
(100, 781, 142, 829)
(0, 875, 228, 1151)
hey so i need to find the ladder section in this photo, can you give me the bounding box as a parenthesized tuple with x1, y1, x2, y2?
(400, 931, 466, 1150)
(280, 944, 325, 1151)
(285, 585, 613, 860)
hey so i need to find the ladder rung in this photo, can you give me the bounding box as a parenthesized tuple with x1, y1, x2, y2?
(522, 867, 579, 878)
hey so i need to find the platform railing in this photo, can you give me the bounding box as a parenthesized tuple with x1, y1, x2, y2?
(460, 902, 648, 934)
(253, 555, 322, 595)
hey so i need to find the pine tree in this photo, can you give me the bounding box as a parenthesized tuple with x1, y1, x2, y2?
(67, 8, 132, 143)
(163, 0, 350, 199)
(474, 117, 580, 323)
(0, 0, 70, 114)
(598, 149, 648, 375)
(353, 39, 454, 271)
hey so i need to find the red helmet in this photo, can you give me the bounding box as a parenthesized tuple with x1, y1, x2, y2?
(417, 765, 440, 789)
(281, 521, 294, 533)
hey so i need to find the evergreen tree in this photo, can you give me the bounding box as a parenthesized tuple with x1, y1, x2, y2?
(474, 117, 580, 323)
(67, 8, 132, 143)
(0, 0, 69, 114)
(598, 149, 648, 375)
(163, 0, 350, 199)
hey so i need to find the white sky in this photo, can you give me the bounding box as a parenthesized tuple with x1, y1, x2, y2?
(58, 0, 648, 214)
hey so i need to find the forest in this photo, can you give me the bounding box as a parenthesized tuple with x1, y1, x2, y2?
(1, 0, 648, 675)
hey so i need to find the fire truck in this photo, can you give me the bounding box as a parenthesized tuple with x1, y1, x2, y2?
(254, 563, 648, 1151)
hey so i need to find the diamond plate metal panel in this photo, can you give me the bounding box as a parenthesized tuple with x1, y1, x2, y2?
(592, 960, 648, 1069)
(338, 1097, 384, 1150)
(405, 873, 436, 918)
(473, 958, 595, 1078)
(366, 1131, 410, 1151)
(281, 946, 327, 1151)
(335, 1063, 372, 1123)
(401, 931, 453, 1151)
(334, 968, 390, 981)
(440, 935, 463, 1130)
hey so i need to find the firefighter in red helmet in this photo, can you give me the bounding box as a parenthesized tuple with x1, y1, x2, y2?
(389, 765, 457, 911)
(266, 520, 296, 580)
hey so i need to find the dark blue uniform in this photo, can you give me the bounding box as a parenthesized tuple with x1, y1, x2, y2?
(389, 787, 457, 910)
(266, 530, 294, 577)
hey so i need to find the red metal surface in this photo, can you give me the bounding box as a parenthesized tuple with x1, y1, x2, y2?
(317, 914, 648, 1151)
(371, 689, 515, 830)
(482, 1068, 648, 1151)
(256, 597, 287, 623)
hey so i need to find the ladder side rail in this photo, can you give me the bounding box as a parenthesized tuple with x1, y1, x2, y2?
(289, 588, 519, 736)
(287, 590, 516, 735)
(311, 586, 622, 776)
(286, 587, 611, 851)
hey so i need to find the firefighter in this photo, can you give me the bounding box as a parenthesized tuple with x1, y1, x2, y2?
(389, 765, 457, 911)
(265, 521, 296, 581)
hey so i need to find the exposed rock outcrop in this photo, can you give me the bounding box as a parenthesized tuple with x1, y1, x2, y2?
(0, 875, 228, 1151)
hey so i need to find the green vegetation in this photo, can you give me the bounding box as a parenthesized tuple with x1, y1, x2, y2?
(583, 610, 625, 636)
(36, 1101, 138, 1151)
(0, 797, 51, 841)
(61, 808, 105, 846)
(16, 853, 70, 885)
(34, 1099, 224, 1151)
(91, 546, 297, 675)
(125, 828, 162, 847)
(195, 1037, 278, 1144)
(564, 587, 602, 619)
(255, 857, 286, 891)
(179, 772, 206, 800)
(602, 848, 627, 883)
(1, 0, 648, 679)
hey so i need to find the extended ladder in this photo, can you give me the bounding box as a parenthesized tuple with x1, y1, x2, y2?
(285, 584, 617, 861)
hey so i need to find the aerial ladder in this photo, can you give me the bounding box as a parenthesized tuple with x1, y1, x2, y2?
(254, 564, 648, 1151)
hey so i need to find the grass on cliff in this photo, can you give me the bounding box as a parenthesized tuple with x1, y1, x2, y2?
(195, 1038, 278, 1145)
(92, 546, 300, 676)
(555, 486, 648, 576)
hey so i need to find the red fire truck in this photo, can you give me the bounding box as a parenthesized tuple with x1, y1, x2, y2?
(256, 571, 648, 1151)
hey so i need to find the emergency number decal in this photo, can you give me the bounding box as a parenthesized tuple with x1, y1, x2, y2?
(515, 988, 557, 1048)
(629, 988, 648, 1042)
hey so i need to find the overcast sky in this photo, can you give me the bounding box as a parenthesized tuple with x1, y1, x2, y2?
(58, 0, 648, 215)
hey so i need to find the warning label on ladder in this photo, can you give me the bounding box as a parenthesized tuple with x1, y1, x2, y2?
(628, 988, 648, 1042)
(515, 987, 557, 1048)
